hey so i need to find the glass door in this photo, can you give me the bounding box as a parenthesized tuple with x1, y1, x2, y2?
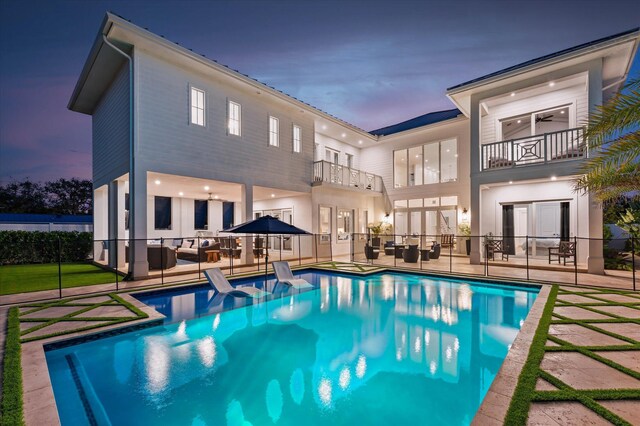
(409, 210, 422, 245)
(394, 211, 407, 244)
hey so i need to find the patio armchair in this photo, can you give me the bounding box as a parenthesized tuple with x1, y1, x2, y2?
(548, 241, 576, 265)
(402, 245, 419, 263)
(364, 244, 380, 260)
(486, 240, 509, 261)
(428, 243, 441, 260)
(441, 234, 455, 250)
(383, 240, 395, 256)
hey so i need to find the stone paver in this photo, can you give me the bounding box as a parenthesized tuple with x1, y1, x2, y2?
(598, 400, 640, 425)
(21, 306, 81, 319)
(593, 305, 640, 319)
(527, 402, 610, 425)
(540, 352, 640, 390)
(593, 351, 640, 373)
(19, 321, 45, 332)
(546, 340, 560, 347)
(548, 324, 629, 346)
(72, 295, 114, 304)
(590, 322, 640, 341)
(535, 378, 558, 391)
(74, 305, 136, 318)
(553, 306, 612, 320)
(559, 286, 596, 293)
(25, 320, 112, 338)
(589, 293, 640, 304)
(556, 294, 601, 304)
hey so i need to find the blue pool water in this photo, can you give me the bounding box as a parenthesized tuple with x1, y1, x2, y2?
(46, 270, 538, 425)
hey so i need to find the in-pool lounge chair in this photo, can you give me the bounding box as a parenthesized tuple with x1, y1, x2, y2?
(272, 261, 313, 289)
(204, 268, 270, 298)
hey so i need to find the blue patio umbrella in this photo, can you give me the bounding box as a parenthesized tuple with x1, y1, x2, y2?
(222, 215, 310, 283)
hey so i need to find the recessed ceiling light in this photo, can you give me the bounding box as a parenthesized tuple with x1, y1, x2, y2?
(510, 92, 515, 97)
(415, 155, 420, 158)
(509, 181, 513, 184)
(551, 176, 557, 181)
(358, 140, 363, 145)
(517, 119, 522, 124)
(425, 159, 428, 163)
(204, 185, 210, 191)
(178, 191, 184, 196)
(560, 110, 565, 114)
(271, 193, 275, 198)
(322, 125, 327, 130)
(455, 154, 458, 158)
(214, 195, 219, 199)
(549, 82, 555, 87)
(341, 133, 346, 138)
(446, 149, 450, 153)
(154, 180, 161, 185)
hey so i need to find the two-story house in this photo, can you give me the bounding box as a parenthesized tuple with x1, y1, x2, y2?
(69, 13, 639, 278)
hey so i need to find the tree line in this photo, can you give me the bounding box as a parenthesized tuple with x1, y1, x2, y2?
(0, 178, 92, 215)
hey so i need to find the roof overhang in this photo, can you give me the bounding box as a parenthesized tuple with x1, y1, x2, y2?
(68, 13, 376, 143)
(446, 29, 640, 116)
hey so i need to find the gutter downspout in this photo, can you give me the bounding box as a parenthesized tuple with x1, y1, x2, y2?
(102, 34, 135, 279)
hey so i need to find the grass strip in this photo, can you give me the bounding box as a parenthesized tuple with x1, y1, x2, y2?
(503, 285, 558, 425)
(1, 307, 24, 425)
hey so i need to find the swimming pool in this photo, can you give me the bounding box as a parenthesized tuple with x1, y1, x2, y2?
(46, 270, 538, 425)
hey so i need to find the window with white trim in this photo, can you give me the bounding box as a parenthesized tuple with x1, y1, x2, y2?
(269, 116, 279, 147)
(190, 87, 205, 126)
(228, 101, 241, 136)
(293, 125, 302, 153)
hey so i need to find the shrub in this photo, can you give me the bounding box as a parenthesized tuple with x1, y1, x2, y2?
(0, 231, 93, 265)
(1, 308, 23, 425)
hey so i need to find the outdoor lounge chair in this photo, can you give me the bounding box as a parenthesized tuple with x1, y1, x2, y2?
(548, 241, 576, 265)
(204, 268, 270, 298)
(272, 261, 314, 289)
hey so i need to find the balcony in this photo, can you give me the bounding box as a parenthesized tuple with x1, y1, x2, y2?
(313, 160, 384, 193)
(481, 127, 586, 171)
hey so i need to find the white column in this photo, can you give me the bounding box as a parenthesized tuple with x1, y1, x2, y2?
(108, 181, 118, 268)
(586, 59, 604, 274)
(130, 171, 148, 278)
(240, 183, 254, 265)
(469, 94, 482, 264)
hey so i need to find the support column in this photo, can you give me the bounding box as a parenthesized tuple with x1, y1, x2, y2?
(586, 58, 604, 275)
(130, 171, 148, 279)
(469, 93, 482, 265)
(240, 183, 255, 265)
(107, 181, 119, 268)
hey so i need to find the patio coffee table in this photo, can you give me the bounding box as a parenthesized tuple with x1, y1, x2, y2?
(205, 250, 221, 263)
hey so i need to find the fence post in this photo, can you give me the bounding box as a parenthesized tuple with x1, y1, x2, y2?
(279, 236, 283, 261)
(329, 233, 333, 262)
(198, 236, 201, 280)
(229, 236, 233, 275)
(632, 237, 636, 291)
(160, 238, 164, 285)
(315, 235, 318, 263)
(526, 235, 529, 281)
(449, 238, 453, 273)
(393, 234, 397, 268)
(115, 238, 119, 291)
(574, 236, 578, 286)
(298, 235, 302, 266)
(350, 233, 354, 262)
(419, 234, 423, 271)
(484, 242, 488, 277)
(58, 236, 62, 299)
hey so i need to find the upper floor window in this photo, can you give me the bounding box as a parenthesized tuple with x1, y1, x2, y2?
(228, 101, 241, 136)
(190, 87, 205, 126)
(293, 125, 302, 153)
(269, 116, 279, 147)
(394, 138, 457, 188)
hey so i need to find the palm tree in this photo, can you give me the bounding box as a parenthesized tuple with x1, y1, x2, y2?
(573, 76, 640, 202)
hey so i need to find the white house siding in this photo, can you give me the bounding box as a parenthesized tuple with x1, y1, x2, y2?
(92, 64, 130, 188)
(134, 49, 314, 194)
(480, 180, 590, 263)
(314, 133, 361, 169)
(359, 118, 471, 211)
(480, 81, 588, 146)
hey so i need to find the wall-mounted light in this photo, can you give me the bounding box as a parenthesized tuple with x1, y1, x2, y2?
(461, 208, 469, 223)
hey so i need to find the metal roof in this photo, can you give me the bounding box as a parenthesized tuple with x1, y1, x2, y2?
(447, 27, 640, 92)
(369, 108, 462, 136)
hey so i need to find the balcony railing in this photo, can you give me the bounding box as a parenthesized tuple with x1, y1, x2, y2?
(313, 160, 383, 193)
(481, 127, 586, 171)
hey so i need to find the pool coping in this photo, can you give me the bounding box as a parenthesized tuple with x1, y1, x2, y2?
(20, 293, 165, 426)
(18, 266, 546, 425)
(471, 284, 552, 425)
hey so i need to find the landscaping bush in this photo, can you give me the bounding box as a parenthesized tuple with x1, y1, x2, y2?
(0, 231, 93, 265)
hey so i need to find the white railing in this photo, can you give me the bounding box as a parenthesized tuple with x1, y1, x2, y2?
(481, 127, 586, 171)
(313, 160, 383, 193)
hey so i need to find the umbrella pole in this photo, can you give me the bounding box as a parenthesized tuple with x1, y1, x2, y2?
(265, 233, 269, 291)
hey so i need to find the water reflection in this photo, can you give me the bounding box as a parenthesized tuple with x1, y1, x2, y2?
(51, 271, 538, 426)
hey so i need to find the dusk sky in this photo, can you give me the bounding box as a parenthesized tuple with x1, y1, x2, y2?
(1, 0, 639, 184)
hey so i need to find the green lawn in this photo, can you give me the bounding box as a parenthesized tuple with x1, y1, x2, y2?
(0, 263, 119, 295)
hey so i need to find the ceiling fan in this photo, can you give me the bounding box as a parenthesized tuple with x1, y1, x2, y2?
(207, 192, 214, 201)
(536, 114, 554, 123)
